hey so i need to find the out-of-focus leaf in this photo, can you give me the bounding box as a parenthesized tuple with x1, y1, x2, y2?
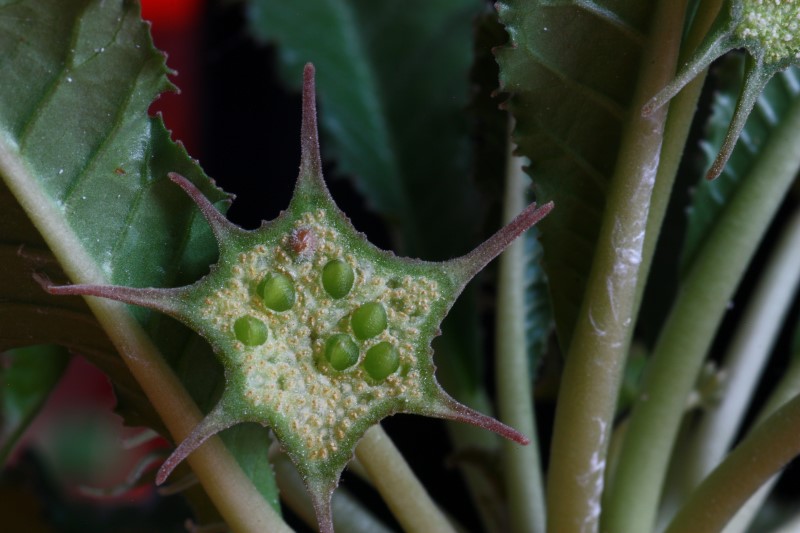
(523, 224, 553, 377)
(681, 60, 800, 273)
(495, 0, 652, 349)
(470, 12, 511, 236)
(245, 0, 484, 261)
(0, 0, 278, 511)
(0, 345, 69, 463)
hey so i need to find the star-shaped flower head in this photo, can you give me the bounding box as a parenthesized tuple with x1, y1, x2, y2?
(45, 64, 552, 533)
(644, 0, 800, 179)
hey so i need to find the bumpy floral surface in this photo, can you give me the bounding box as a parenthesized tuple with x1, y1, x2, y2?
(47, 64, 551, 533)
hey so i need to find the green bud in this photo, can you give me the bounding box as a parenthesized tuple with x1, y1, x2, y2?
(324, 334, 359, 371)
(258, 272, 296, 312)
(363, 342, 399, 381)
(233, 315, 268, 346)
(351, 302, 387, 340)
(322, 259, 354, 299)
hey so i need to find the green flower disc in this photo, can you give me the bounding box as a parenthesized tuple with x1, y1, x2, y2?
(737, 0, 800, 64)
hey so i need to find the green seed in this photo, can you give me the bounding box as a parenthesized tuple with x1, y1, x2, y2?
(258, 272, 295, 312)
(322, 259, 354, 299)
(324, 334, 359, 371)
(351, 302, 387, 339)
(233, 315, 268, 346)
(363, 342, 399, 381)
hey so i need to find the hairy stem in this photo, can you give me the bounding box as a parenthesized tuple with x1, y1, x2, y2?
(633, 0, 725, 317)
(677, 206, 800, 494)
(723, 319, 800, 533)
(496, 144, 546, 533)
(544, 1, 686, 531)
(603, 84, 800, 533)
(355, 425, 458, 533)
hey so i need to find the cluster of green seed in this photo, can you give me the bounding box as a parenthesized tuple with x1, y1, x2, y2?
(737, 0, 800, 63)
(199, 210, 441, 460)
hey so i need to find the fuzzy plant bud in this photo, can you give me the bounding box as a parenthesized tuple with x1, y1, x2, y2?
(258, 272, 296, 312)
(44, 64, 553, 533)
(324, 334, 359, 371)
(322, 259, 355, 299)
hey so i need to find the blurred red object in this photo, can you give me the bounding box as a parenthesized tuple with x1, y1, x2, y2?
(141, 0, 204, 158)
(141, 0, 203, 30)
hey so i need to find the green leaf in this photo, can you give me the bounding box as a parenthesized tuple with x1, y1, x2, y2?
(0, 345, 69, 463)
(245, 0, 484, 261)
(495, 0, 652, 348)
(523, 226, 552, 377)
(682, 59, 800, 273)
(0, 0, 278, 513)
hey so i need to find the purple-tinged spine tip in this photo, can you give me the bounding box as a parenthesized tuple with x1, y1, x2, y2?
(168, 173, 234, 240)
(300, 63, 323, 181)
(447, 201, 553, 290)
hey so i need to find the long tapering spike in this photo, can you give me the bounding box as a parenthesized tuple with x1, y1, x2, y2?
(156, 402, 239, 485)
(642, 33, 737, 116)
(705, 61, 771, 180)
(297, 63, 325, 191)
(307, 481, 336, 533)
(445, 201, 553, 290)
(168, 173, 236, 240)
(37, 273, 185, 316)
(430, 393, 531, 446)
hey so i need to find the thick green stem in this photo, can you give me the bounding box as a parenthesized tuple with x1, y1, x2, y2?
(0, 138, 291, 533)
(633, 0, 724, 315)
(678, 207, 800, 493)
(544, 1, 685, 531)
(663, 390, 800, 533)
(355, 425, 458, 533)
(602, 88, 800, 533)
(496, 146, 546, 533)
(723, 316, 800, 532)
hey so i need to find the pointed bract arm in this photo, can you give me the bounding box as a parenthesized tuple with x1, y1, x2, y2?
(430, 393, 531, 446)
(445, 201, 553, 290)
(156, 401, 240, 485)
(168, 173, 237, 241)
(37, 273, 187, 317)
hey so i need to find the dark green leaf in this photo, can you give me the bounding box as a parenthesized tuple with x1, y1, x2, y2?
(0, 345, 69, 463)
(0, 0, 277, 511)
(245, 0, 484, 260)
(495, 0, 652, 348)
(523, 225, 552, 377)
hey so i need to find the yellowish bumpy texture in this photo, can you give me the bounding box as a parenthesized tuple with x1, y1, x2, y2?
(738, 0, 800, 63)
(201, 209, 440, 461)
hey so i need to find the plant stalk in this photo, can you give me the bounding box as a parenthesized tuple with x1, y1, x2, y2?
(496, 145, 546, 533)
(663, 389, 800, 533)
(355, 425, 458, 533)
(602, 84, 800, 533)
(723, 313, 800, 533)
(633, 0, 725, 315)
(678, 206, 800, 493)
(544, 1, 685, 531)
